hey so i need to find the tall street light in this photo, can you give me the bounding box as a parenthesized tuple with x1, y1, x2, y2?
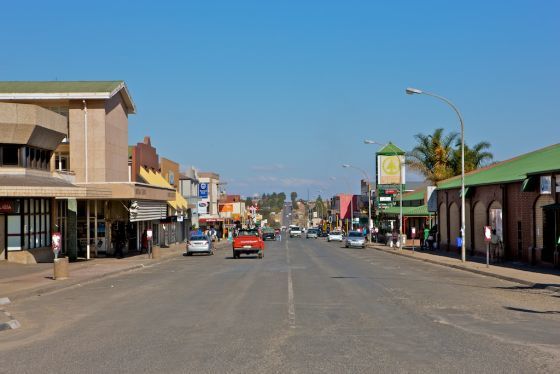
(342, 164, 372, 235)
(406, 87, 466, 262)
(364, 140, 404, 248)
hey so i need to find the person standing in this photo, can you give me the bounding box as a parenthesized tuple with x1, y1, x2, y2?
(423, 226, 430, 250)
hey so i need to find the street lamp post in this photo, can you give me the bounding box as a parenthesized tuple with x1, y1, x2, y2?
(406, 87, 466, 262)
(342, 164, 372, 236)
(364, 140, 404, 248)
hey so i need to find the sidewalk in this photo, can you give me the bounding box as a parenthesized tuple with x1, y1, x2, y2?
(1, 240, 231, 302)
(367, 243, 560, 293)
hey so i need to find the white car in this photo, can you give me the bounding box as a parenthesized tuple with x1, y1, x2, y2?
(185, 235, 214, 256)
(289, 226, 302, 238)
(344, 231, 366, 248)
(327, 231, 343, 242)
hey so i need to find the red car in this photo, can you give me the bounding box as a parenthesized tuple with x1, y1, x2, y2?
(232, 229, 265, 259)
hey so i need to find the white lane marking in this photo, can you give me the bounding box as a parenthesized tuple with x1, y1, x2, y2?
(286, 240, 296, 328)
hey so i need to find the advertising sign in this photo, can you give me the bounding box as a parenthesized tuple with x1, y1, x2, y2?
(147, 229, 153, 239)
(52, 232, 62, 259)
(198, 183, 209, 198)
(426, 186, 438, 212)
(219, 204, 234, 213)
(377, 155, 405, 185)
(484, 226, 492, 242)
(198, 201, 208, 214)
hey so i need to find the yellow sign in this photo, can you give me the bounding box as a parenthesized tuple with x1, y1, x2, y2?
(378, 155, 405, 185)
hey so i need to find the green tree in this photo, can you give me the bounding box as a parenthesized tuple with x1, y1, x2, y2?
(406, 128, 459, 183)
(291, 192, 298, 209)
(315, 196, 326, 219)
(451, 141, 494, 174)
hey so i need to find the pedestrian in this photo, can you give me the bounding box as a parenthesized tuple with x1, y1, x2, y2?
(423, 226, 430, 250)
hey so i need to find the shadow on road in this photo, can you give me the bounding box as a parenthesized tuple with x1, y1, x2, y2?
(504, 306, 560, 314)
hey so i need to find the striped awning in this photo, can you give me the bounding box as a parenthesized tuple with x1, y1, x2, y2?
(129, 200, 167, 222)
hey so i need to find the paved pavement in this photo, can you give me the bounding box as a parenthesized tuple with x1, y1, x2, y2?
(368, 243, 560, 293)
(1, 237, 559, 373)
(0, 241, 230, 301)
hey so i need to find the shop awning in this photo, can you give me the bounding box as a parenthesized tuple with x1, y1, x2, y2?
(139, 167, 188, 211)
(130, 200, 167, 222)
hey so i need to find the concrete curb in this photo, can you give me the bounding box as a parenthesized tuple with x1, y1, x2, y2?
(368, 245, 560, 294)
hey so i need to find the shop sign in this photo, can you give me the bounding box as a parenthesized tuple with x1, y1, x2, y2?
(379, 196, 392, 202)
(377, 155, 406, 185)
(147, 229, 153, 239)
(199, 183, 209, 198)
(484, 226, 492, 242)
(177, 216, 184, 222)
(198, 201, 208, 214)
(0, 200, 16, 213)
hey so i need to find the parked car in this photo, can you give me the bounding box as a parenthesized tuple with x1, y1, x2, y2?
(232, 229, 264, 259)
(344, 231, 366, 248)
(185, 235, 214, 256)
(327, 231, 343, 242)
(306, 228, 319, 239)
(289, 226, 302, 238)
(262, 227, 276, 241)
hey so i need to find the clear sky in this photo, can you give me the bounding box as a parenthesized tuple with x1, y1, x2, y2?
(2, 0, 559, 199)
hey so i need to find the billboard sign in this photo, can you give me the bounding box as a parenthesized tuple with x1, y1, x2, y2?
(198, 200, 208, 214)
(199, 183, 209, 198)
(377, 155, 405, 185)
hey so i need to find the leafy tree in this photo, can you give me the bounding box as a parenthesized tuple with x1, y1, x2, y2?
(406, 128, 459, 183)
(407, 128, 493, 183)
(451, 141, 493, 174)
(315, 196, 326, 219)
(291, 192, 298, 209)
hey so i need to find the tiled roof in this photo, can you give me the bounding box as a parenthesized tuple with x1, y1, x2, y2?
(438, 143, 560, 190)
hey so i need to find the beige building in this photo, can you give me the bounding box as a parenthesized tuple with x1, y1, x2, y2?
(0, 81, 174, 263)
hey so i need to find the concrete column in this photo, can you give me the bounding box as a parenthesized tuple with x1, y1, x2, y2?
(67, 199, 78, 261)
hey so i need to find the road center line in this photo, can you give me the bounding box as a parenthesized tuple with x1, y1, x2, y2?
(286, 240, 296, 328)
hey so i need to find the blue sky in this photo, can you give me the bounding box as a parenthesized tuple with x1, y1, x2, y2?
(2, 0, 559, 199)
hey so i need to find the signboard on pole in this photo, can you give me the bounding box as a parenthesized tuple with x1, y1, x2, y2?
(484, 226, 492, 242)
(52, 232, 62, 259)
(198, 183, 209, 198)
(377, 155, 405, 185)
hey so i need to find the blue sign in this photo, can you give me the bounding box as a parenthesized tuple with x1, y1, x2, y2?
(199, 183, 208, 198)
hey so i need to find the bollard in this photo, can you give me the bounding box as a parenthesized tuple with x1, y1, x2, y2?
(53, 257, 69, 280)
(151, 246, 161, 260)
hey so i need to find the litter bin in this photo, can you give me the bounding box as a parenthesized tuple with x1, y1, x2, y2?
(53, 257, 69, 280)
(151, 246, 161, 260)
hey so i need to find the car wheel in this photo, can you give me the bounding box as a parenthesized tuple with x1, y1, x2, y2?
(258, 252, 263, 259)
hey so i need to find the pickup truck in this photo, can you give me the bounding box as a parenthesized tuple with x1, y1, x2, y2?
(232, 229, 264, 259)
(289, 226, 302, 238)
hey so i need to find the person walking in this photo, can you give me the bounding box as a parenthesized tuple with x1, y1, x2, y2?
(423, 226, 430, 250)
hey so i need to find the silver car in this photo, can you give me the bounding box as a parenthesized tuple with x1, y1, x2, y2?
(327, 231, 343, 242)
(185, 235, 214, 256)
(344, 231, 366, 248)
(306, 229, 319, 239)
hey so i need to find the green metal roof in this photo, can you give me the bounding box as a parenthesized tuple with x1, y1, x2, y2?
(438, 143, 560, 190)
(377, 142, 405, 155)
(0, 81, 124, 94)
(382, 205, 430, 217)
(401, 189, 425, 202)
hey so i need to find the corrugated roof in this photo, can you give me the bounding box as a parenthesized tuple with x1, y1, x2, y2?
(377, 142, 405, 155)
(383, 205, 431, 216)
(438, 143, 560, 190)
(401, 189, 425, 202)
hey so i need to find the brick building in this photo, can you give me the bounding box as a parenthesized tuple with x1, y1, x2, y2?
(436, 144, 560, 266)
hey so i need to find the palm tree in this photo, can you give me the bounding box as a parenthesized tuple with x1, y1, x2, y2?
(451, 141, 493, 174)
(406, 128, 459, 183)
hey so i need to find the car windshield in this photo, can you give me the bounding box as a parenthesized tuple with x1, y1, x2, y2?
(308, 229, 317, 233)
(331, 232, 341, 235)
(348, 232, 363, 238)
(238, 230, 259, 237)
(190, 236, 207, 241)
(291, 227, 300, 231)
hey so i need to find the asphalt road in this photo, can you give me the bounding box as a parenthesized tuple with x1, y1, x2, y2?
(1, 237, 559, 373)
